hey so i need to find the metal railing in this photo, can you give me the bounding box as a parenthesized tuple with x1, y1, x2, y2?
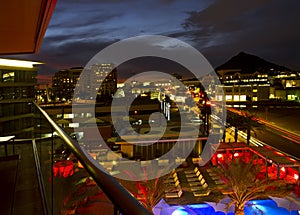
(32, 102, 151, 215)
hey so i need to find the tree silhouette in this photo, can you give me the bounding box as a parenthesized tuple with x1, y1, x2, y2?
(238, 110, 260, 145)
(118, 169, 167, 213)
(214, 157, 292, 215)
(226, 110, 260, 145)
(226, 111, 242, 143)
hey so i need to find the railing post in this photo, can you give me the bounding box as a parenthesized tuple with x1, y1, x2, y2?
(33, 102, 151, 215)
(51, 126, 54, 215)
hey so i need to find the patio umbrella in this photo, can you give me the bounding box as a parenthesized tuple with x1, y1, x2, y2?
(153, 200, 200, 215)
(270, 193, 300, 211)
(205, 196, 235, 214)
(245, 204, 297, 215)
(152, 198, 170, 215)
(160, 206, 198, 215)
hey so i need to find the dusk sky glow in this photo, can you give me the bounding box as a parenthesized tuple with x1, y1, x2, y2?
(5, 0, 300, 83)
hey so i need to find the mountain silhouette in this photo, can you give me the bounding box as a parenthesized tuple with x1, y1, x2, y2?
(215, 52, 291, 75)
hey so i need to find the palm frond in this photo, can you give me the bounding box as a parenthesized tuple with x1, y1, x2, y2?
(213, 156, 291, 214)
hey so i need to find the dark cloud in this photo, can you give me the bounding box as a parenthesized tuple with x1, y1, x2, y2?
(33, 0, 209, 81)
(184, 0, 270, 30)
(183, 0, 300, 70)
(5, 0, 299, 84)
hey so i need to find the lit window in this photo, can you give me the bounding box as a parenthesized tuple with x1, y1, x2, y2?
(240, 95, 246, 101)
(234, 95, 240, 101)
(225, 95, 232, 101)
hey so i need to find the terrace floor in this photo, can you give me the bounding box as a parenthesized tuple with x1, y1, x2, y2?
(0, 141, 43, 215)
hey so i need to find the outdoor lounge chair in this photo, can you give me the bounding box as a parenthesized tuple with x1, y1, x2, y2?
(187, 174, 203, 182)
(165, 188, 183, 198)
(193, 189, 211, 197)
(184, 169, 195, 174)
(190, 185, 205, 191)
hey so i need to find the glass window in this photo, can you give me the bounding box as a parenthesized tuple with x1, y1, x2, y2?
(2, 71, 15, 82)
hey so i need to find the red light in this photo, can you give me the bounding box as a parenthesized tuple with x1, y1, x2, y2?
(217, 154, 223, 158)
(294, 174, 299, 180)
(280, 167, 286, 172)
(234, 152, 239, 157)
(53, 161, 74, 178)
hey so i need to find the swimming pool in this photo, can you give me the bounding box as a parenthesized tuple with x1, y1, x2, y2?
(153, 199, 300, 215)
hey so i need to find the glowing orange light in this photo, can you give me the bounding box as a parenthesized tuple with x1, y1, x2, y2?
(274, 151, 284, 156)
(294, 174, 299, 180)
(234, 152, 239, 157)
(287, 157, 296, 162)
(78, 161, 84, 168)
(280, 167, 286, 172)
(217, 154, 223, 158)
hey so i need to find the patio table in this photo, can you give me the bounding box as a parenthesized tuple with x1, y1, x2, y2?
(0, 135, 15, 156)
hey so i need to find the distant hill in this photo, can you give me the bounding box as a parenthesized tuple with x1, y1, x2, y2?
(215, 52, 291, 75)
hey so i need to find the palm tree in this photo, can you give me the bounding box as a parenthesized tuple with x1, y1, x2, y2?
(214, 157, 292, 215)
(239, 110, 260, 145)
(227, 109, 260, 145)
(226, 111, 242, 143)
(61, 177, 113, 215)
(118, 169, 168, 213)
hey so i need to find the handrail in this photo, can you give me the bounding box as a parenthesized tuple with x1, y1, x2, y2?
(33, 102, 151, 215)
(32, 139, 49, 215)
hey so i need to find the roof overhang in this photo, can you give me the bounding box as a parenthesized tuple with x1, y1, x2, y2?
(0, 0, 57, 55)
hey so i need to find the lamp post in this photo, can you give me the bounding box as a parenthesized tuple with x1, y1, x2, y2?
(200, 92, 211, 136)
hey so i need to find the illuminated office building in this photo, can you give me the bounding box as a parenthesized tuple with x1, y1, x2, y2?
(77, 63, 117, 100)
(0, 58, 42, 138)
(52, 67, 82, 102)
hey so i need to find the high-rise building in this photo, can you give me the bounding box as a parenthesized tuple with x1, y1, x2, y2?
(52, 67, 82, 102)
(77, 63, 117, 100)
(0, 58, 42, 138)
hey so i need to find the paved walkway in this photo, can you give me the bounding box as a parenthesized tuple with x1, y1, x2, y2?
(0, 155, 19, 215)
(0, 141, 43, 215)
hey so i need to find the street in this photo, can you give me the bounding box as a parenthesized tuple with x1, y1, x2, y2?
(226, 107, 300, 160)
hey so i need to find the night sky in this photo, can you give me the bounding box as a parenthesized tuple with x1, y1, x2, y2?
(6, 0, 300, 83)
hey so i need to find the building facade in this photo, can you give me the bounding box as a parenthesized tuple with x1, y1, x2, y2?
(76, 63, 117, 100)
(52, 67, 82, 102)
(0, 58, 41, 138)
(217, 69, 270, 103)
(270, 72, 300, 101)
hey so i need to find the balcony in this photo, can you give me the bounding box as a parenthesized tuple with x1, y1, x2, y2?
(0, 102, 151, 215)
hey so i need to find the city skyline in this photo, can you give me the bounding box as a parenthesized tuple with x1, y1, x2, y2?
(2, 0, 300, 84)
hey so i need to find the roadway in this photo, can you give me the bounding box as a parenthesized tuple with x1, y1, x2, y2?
(227, 107, 300, 160)
(250, 124, 300, 160)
